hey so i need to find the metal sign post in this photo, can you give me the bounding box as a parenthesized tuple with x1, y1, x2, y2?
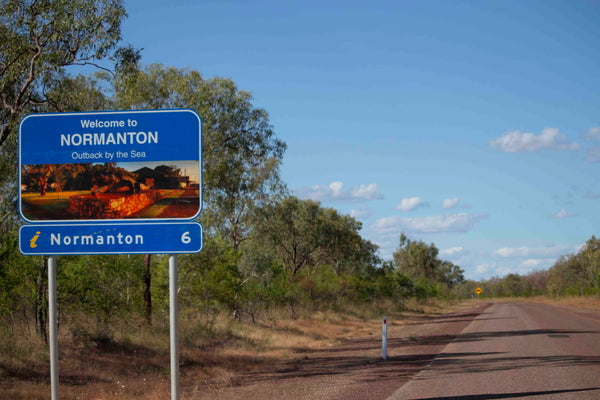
(169, 255, 179, 399)
(48, 256, 59, 400)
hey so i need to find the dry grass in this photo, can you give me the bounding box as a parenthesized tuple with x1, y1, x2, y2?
(0, 299, 470, 399)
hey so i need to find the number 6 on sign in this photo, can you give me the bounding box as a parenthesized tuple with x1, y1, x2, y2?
(181, 232, 191, 244)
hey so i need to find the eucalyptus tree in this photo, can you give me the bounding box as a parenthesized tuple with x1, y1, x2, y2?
(439, 260, 465, 288)
(257, 197, 327, 278)
(0, 0, 125, 227)
(112, 63, 287, 250)
(107, 63, 287, 323)
(393, 233, 442, 282)
(0, 0, 126, 146)
(0, 0, 126, 338)
(257, 196, 375, 279)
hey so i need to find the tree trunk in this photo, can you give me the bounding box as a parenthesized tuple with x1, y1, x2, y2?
(39, 177, 47, 196)
(232, 223, 239, 251)
(143, 254, 152, 325)
(39, 165, 52, 196)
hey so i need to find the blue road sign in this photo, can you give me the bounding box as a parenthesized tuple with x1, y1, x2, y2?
(19, 109, 201, 165)
(19, 222, 203, 255)
(18, 109, 202, 224)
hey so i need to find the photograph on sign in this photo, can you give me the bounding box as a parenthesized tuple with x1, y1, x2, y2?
(20, 160, 200, 221)
(19, 109, 201, 223)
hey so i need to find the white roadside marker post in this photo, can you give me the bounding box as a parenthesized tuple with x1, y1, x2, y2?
(382, 316, 388, 360)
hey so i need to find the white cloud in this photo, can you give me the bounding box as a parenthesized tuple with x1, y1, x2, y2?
(493, 247, 529, 257)
(489, 128, 579, 153)
(442, 197, 460, 209)
(372, 213, 487, 235)
(295, 181, 382, 203)
(496, 264, 538, 276)
(475, 262, 496, 276)
(372, 216, 406, 237)
(398, 213, 487, 233)
(440, 246, 468, 258)
(396, 197, 427, 212)
(585, 192, 599, 199)
(495, 266, 518, 276)
(492, 245, 566, 258)
(551, 208, 575, 219)
(585, 126, 600, 141)
(349, 205, 373, 220)
(587, 147, 600, 163)
(351, 183, 382, 200)
(520, 258, 556, 268)
(472, 257, 559, 279)
(329, 181, 344, 197)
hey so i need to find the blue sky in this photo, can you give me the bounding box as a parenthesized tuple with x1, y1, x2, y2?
(118, 0, 600, 279)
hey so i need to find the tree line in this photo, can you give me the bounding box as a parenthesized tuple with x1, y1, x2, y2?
(477, 236, 600, 298)
(0, 0, 468, 343)
(3, 1, 597, 347)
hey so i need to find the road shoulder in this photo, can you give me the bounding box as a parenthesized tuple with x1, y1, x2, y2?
(186, 303, 491, 400)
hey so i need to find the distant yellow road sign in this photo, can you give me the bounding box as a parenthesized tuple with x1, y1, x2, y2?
(475, 287, 482, 295)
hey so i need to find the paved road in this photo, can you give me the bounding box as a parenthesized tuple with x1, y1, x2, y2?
(389, 302, 600, 399)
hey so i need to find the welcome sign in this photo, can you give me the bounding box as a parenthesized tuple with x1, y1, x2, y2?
(19, 109, 201, 223)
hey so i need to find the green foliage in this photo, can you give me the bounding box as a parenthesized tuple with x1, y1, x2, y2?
(9, 0, 588, 340)
(475, 236, 600, 297)
(546, 237, 600, 296)
(0, 228, 39, 318)
(45, 72, 110, 112)
(0, 0, 126, 145)
(302, 264, 343, 310)
(256, 196, 379, 280)
(108, 63, 287, 249)
(394, 233, 441, 281)
(59, 254, 144, 322)
(0, 126, 22, 230)
(256, 197, 325, 277)
(1, 0, 125, 228)
(195, 76, 287, 249)
(392, 233, 465, 298)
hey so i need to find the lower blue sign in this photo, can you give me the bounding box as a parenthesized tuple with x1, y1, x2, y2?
(19, 222, 202, 255)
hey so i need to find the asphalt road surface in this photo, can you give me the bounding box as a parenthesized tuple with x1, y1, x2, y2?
(389, 302, 600, 400)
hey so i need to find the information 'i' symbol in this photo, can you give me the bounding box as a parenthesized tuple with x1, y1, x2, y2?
(30, 231, 41, 248)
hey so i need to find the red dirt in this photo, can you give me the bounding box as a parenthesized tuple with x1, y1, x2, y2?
(182, 304, 491, 400)
(156, 189, 199, 218)
(0, 304, 489, 400)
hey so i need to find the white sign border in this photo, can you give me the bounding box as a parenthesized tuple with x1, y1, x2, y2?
(18, 109, 202, 225)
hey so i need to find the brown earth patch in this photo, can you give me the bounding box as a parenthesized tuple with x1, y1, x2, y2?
(0, 302, 490, 400)
(182, 303, 492, 400)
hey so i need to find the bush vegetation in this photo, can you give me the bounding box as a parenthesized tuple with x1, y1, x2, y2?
(477, 236, 600, 298)
(0, 2, 597, 372)
(0, 0, 473, 352)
